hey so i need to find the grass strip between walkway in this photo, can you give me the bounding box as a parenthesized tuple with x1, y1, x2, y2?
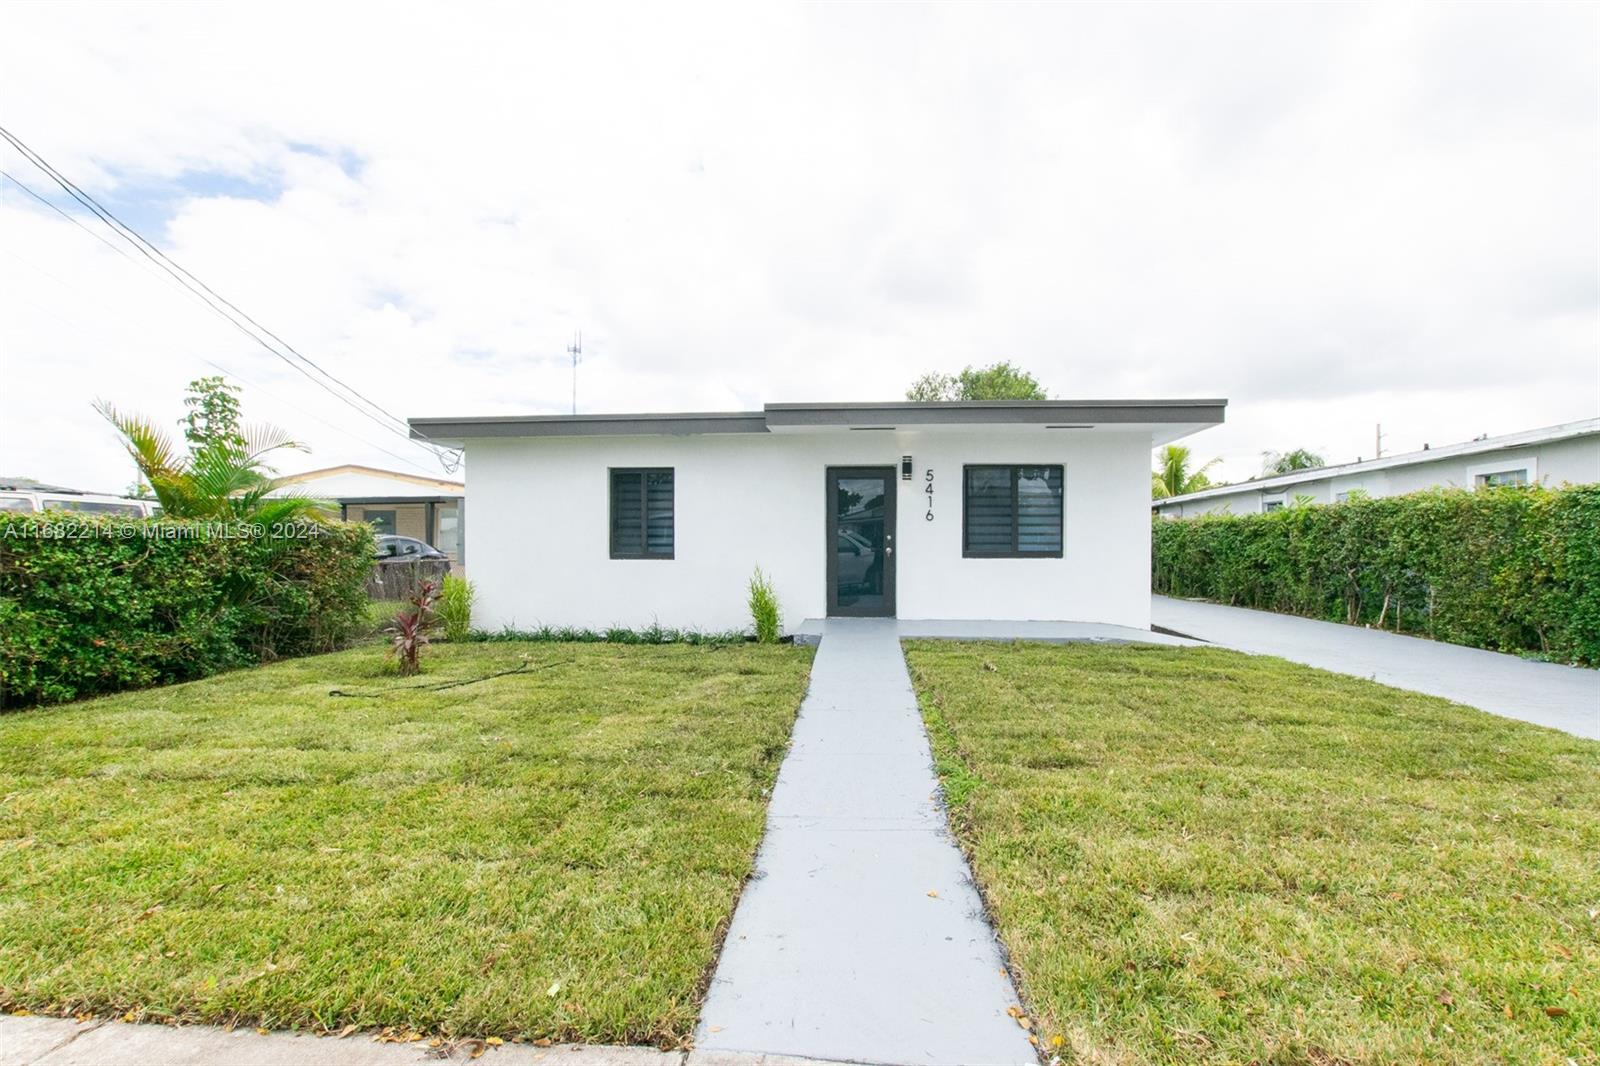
(905, 641, 1599, 1065)
(0, 641, 813, 1046)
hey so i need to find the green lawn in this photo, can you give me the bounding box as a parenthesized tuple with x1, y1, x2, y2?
(905, 641, 1600, 1065)
(0, 641, 813, 1045)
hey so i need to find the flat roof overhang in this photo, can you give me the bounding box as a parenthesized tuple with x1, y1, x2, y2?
(410, 399, 1226, 446)
(410, 411, 769, 445)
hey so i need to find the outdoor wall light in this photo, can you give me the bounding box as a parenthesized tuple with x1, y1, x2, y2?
(901, 456, 914, 480)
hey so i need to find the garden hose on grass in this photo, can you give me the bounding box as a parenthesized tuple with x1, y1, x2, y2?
(327, 657, 575, 698)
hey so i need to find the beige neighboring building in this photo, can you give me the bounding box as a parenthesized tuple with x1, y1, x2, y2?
(269, 464, 466, 565)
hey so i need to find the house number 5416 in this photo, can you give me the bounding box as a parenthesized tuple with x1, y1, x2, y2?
(924, 469, 935, 521)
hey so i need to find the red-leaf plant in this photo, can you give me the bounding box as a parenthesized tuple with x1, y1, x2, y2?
(389, 580, 440, 676)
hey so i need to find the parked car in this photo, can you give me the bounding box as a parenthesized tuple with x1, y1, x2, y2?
(375, 534, 450, 568)
(835, 528, 881, 592)
(0, 488, 158, 516)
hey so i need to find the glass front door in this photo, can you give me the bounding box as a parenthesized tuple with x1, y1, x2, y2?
(826, 467, 896, 617)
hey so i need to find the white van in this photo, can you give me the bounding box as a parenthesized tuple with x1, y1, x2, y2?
(0, 489, 160, 517)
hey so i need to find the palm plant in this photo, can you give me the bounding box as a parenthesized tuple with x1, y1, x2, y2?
(1152, 444, 1221, 499)
(95, 379, 327, 522)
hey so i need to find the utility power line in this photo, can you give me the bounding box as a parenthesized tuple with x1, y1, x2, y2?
(0, 125, 461, 473)
(4, 247, 442, 477)
(2, 169, 135, 262)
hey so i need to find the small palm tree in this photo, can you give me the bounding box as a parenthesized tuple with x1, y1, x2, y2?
(95, 378, 326, 522)
(1152, 444, 1221, 499)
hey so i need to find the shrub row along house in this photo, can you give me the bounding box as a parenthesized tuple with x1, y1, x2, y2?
(1153, 417, 1600, 517)
(408, 399, 1226, 632)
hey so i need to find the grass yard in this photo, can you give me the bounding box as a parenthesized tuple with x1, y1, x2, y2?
(905, 641, 1600, 1065)
(0, 640, 813, 1045)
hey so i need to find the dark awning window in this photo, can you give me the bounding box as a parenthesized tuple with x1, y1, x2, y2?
(963, 465, 1063, 558)
(610, 468, 675, 558)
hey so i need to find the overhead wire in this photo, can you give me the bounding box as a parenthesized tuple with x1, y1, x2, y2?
(1, 243, 445, 477)
(0, 125, 462, 472)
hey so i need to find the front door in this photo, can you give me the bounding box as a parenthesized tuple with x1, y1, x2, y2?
(826, 466, 896, 617)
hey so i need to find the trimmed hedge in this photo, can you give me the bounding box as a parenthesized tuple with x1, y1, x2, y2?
(1, 513, 374, 707)
(1152, 484, 1600, 665)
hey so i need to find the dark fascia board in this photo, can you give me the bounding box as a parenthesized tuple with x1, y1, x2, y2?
(333, 495, 465, 504)
(763, 399, 1228, 428)
(409, 399, 1228, 440)
(410, 411, 768, 440)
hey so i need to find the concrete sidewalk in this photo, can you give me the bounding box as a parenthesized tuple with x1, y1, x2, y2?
(0, 1016, 675, 1066)
(695, 620, 1036, 1065)
(1153, 595, 1600, 739)
(0, 1015, 839, 1066)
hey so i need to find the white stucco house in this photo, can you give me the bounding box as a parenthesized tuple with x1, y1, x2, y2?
(409, 399, 1226, 633)
(1153, 417, 1600, 518)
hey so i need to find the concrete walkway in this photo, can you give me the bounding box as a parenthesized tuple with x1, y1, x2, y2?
(696, 620, 1036, 1065)
(1153, 595, 1600, 739)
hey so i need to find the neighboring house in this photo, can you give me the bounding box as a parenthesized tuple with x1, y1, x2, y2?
(1154, 418, 1600, 518)
(409, 399, 1226, 632)
(267, 464, 466, 565)
(0, 477, 158, 516)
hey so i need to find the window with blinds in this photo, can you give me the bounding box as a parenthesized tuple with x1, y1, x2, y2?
(962, 465, 1063, 557)
(610, 468, 675, 558)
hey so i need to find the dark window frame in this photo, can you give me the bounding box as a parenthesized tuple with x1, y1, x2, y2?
(961, 464, 1065, 559)
(362, 509, 398, 537)
(1474, 468, 1529, 488)
(609, 467, 675, 560)
(825, 465, 898, 618)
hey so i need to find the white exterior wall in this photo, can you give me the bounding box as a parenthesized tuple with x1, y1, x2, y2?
(1157, 433, 1600, 517)
(466, 428, 1154, 632)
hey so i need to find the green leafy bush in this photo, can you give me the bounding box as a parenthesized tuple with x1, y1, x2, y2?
(1152, 484, 1600, 665)
(748, 566, 781, 644)
(438, 574, 475, 642)
(0, 512, 373, 707)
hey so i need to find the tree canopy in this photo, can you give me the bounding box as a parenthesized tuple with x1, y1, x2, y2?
(906, 361, 1048, 401)
(1261, 448, 1327, 475)
(96, 376, 326, 522)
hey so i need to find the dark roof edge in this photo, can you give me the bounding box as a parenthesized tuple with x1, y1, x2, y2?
(410, 399, 1228, 439)
(409, 411, 767, 440)
(763, 399, 1228, 410)
(764, 399, 1227, 427)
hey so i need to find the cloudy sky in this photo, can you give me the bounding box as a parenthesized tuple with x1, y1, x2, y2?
(1, 1, 1595, 493)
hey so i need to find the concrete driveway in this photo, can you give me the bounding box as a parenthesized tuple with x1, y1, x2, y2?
(1153, 595, 1600, 739)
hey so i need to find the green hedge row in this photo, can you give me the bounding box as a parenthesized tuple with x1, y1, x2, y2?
(1152, 484, 1600, 665)
(1, 513, 374, 707)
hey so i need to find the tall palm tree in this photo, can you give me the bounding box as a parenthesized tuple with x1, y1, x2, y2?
(95, 401, 326, 523)
(1152, 444, 1221, 499)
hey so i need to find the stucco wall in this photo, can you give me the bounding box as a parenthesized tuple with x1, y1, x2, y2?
(465, 428, 1155, 632)
(1156, 433, 1600, 517)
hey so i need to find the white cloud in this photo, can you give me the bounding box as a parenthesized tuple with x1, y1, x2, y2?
(0, 0, 1594, 492)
